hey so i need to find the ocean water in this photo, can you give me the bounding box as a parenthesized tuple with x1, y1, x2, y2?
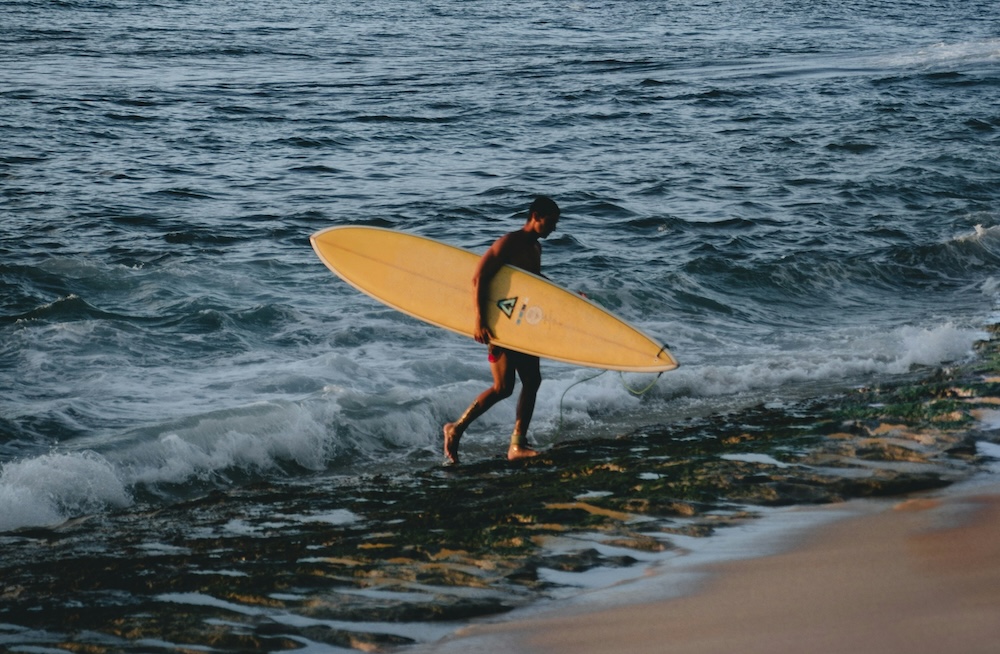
(2, 0, 1000, 647)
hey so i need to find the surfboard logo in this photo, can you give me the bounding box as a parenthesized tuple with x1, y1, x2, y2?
(497, 297, 518, 319)
(524, 306, 543, 325)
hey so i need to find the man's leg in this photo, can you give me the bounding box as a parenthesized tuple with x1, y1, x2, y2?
(443, 347, 516, 463)
(508, 353, 541, 461)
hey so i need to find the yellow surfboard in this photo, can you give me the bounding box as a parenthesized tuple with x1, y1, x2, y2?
(310, 226, 678, 373)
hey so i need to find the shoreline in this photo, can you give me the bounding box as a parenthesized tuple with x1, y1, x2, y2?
(420, 472, 1000, 654)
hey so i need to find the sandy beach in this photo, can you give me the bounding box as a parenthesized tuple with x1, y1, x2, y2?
(425, 480, 1000, 654)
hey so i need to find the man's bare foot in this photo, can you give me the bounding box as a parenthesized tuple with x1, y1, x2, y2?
(507, 444, 539, 461)
(443, 423, 461, 464)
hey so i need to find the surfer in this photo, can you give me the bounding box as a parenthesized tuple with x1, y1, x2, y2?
(443, 196, 561, 464)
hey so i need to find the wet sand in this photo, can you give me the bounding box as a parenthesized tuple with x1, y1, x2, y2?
(426, 481, 1000, 654)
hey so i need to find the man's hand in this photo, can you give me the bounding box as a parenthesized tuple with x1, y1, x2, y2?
(473, 323, 492, 344)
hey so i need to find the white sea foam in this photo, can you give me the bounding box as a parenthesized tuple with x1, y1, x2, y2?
(0, 320, 988, 533)
(0, 400, 344, 532)
(119, 400, 339, 487)
(960, 224, 1000, 243)
(608, 321, 979, 398)
(0, 451, 131, 532)
(883, 38, 1000, 70)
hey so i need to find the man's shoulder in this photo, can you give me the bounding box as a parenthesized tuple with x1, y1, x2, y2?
(494, 229, 533, 250)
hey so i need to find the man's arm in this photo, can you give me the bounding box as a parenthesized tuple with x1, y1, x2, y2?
(471, 235, 512, 344)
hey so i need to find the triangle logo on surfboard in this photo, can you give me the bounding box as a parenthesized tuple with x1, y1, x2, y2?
(497, 297, 518, 319)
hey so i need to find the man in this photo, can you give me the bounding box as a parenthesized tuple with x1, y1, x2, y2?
(443, 196, 561, 464)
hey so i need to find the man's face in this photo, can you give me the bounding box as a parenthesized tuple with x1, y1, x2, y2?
(536, 213, 559, 238)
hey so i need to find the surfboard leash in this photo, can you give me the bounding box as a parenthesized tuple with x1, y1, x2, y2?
(555, 369, 608, 439)
(618, 371, 663, 396)
(619, 342, 670, 396)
